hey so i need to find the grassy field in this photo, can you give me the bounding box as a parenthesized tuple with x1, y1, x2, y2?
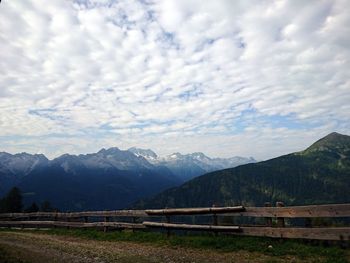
(0, 228, 349, 263)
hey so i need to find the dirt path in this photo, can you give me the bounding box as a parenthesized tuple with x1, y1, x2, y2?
(0, 231, 320, 263)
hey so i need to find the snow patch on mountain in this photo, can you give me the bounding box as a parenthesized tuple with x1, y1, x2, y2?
(127, 147, 256, 181)
(0, 152, 48, 177)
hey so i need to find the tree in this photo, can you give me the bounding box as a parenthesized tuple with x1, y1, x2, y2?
(2, 187, 23, 212)
(0, 198, 5, 213)
(40, 201, 54, 212)
(24, 202, 39, 213)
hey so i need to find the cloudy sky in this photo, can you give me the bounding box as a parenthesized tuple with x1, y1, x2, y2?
(0, 0, 349, 160)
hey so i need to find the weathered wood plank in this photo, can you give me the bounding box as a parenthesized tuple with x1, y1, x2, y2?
(145, 206, 245, 216)
(2, 221, 349, 241)
(67, 210, 148, 218)
(143, 221, 350, 240)
(1, 203, 350, 220)
(143, 221, 241, 231)
(225, 204, 350, 218)
(264, 202, 272, 226)
(0, 221, 146, 229)
(0, 210, 148, 219)
(146, 204, 350, 217)
(237, 227, 350, 241)
(276, 202, 285, 227)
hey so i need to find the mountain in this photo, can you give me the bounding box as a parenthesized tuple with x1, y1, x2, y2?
(0, 148, 180, 211)
(304, 132, 350, 154)
(127, 148, 256, 181)
(128, 147, 158, 162)
(136, 132, 350, 208)
(0, 152, 48, 194)
(0, 146, 255, 211)
(0, 152, 48, 177)
(53, 147, 155, 172)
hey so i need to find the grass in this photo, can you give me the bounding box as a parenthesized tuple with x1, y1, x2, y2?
(33, 228, 350, 262)
(0, 245, 32, 263)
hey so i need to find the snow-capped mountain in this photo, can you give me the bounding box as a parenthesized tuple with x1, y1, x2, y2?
(51, 147, 155, 173)
(0, 147, 255, 210)
(128, 147, 158, 163)
(0, 152, 48, 177)
(0, 152, 49, 197)
(0, 148, 180, 210)
(127, 148, 256, 181)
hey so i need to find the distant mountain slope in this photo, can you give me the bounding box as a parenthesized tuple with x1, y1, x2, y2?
(128, 147, 158, 162)
(128, 148, 256, 181)
(0, 152, 48, 194)
(0, 148, 180, 211)
(19, 163, 176, 211)
(136, 132, 350, 208)
(0, 146, 253, 211)
(0, 152, 48, 177)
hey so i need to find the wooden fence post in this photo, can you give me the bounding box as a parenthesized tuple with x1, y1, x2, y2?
(166, 215, 171, 237)
(276, 202, 285, 227)
(36, 215, 39, 230)
(212, 204, 219, 236)
(132, 217, 137, 233)
(104, 216, 109, 233)
(83, 216, 88, 230)
(264, 202, 272, 227)
(54, 213, 59, 229)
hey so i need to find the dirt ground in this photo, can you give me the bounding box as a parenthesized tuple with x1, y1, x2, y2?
(0, 230, 328, 263)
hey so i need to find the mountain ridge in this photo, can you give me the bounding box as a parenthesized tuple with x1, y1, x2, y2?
(127, 148, 256, 181)
(0, 146, 255, 210)
(135, 132, 350, 209)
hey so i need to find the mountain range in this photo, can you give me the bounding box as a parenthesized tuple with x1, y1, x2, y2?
(128, 147, 256, 181)
(136, 132, 350, 209)
(0, 147, 254, 210)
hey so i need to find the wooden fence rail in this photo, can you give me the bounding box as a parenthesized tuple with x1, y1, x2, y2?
(1, 202, 350, 241)
(0, 210, 147, 219)
(145, 206, 245, 215)
(235, 204, 350, 218)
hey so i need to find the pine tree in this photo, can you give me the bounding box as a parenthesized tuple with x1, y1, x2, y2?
(40, 201, 54, 212)
(0, 198, 5, 213)
(2, 187, 23, 212)
(24, 202, 39, 213)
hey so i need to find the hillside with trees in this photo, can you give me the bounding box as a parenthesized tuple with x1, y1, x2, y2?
(137, 133, 350, 208)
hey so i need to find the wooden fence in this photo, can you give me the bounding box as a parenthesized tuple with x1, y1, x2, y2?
(1, 202, 350, 241)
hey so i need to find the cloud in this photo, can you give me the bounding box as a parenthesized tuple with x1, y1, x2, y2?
(0, 0, 349, 159)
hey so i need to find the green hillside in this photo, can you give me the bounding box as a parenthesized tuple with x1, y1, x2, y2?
(137, 132, 350, 208)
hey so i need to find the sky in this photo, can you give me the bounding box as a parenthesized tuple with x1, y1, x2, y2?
(0, 0, 349, 160)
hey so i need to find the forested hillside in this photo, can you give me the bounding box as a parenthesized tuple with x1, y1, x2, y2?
(137, 133, 350, 208)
